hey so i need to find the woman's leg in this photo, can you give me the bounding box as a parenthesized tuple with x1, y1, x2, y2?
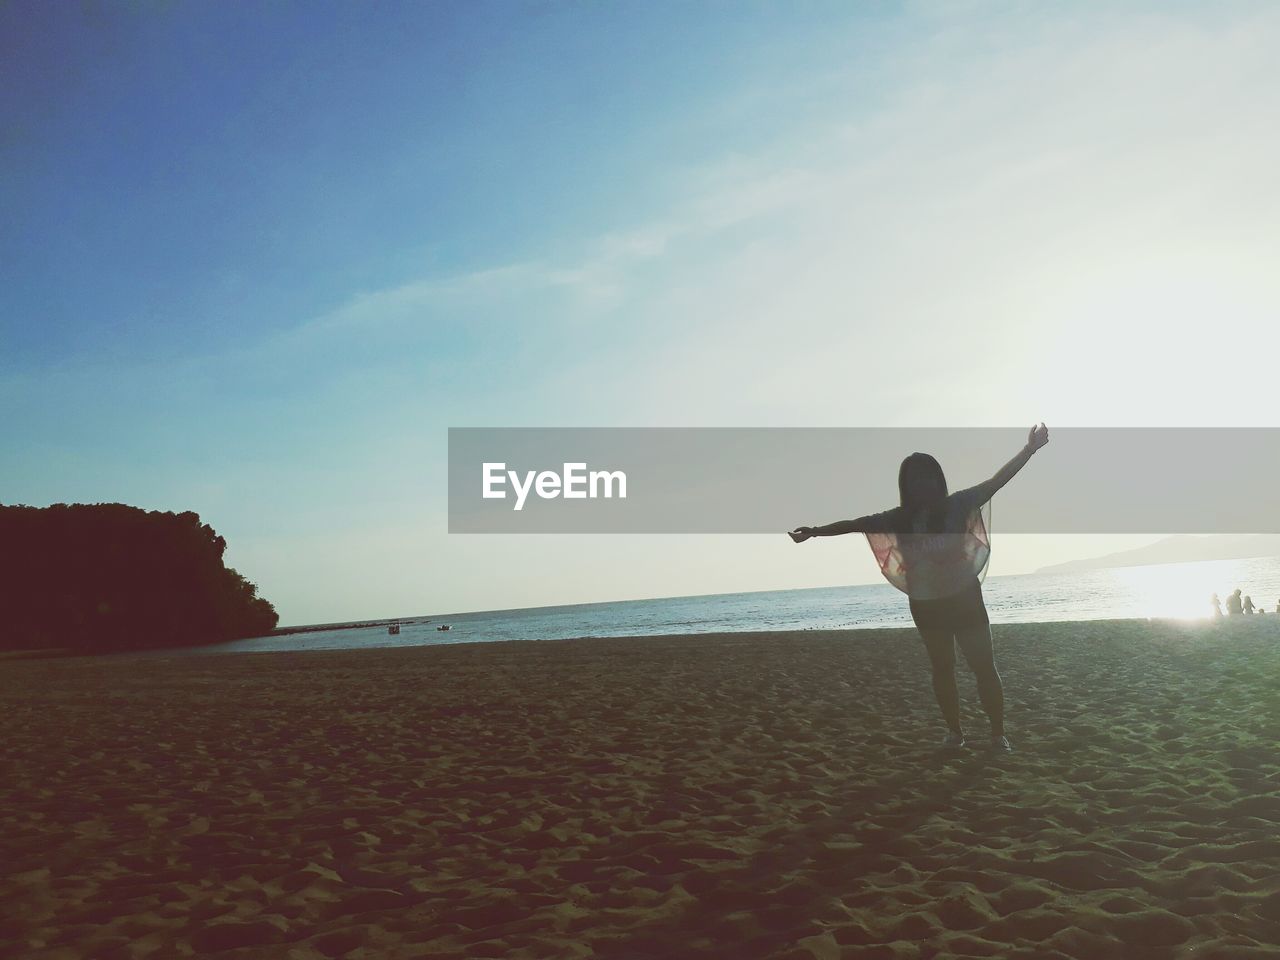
(955, 623, 1004, 737)
(918, 628, 962, 733)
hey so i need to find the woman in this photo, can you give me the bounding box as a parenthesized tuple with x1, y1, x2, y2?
(789, 424, 1049, 753)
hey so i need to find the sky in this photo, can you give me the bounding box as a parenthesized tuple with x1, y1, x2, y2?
(4, 0, 1280, 625)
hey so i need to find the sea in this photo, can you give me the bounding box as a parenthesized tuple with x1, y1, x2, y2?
(188, 556, 1280, 656)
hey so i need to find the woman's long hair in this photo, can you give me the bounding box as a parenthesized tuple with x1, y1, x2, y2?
(898, 452, 949, 532)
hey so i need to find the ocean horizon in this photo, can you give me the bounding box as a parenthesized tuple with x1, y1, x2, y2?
(188, 554, 1280, 656)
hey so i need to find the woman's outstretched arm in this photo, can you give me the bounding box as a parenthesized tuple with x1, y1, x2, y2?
(957, 422, 1049, 507)
(789, 515, 884, 542)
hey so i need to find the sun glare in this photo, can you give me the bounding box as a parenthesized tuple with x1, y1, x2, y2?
(1106, 562, 1217, 621)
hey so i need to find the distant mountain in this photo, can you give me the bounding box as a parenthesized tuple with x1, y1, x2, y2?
(1035, 534, 1280, 575)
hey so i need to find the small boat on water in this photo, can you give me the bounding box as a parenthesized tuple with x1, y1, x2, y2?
(436, 625, 451, 632)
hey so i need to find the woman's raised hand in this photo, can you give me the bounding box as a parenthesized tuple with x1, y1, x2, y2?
(788, 527, 815, 543)
(1027, 422, 1049, 451)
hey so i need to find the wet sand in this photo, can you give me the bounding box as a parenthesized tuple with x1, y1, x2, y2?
(2, 619, 1279, 959)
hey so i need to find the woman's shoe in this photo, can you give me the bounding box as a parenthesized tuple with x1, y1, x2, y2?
(940, 730, 967, 749)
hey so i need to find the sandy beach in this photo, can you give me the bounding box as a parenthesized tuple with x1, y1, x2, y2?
(2, 619, 1278, 959)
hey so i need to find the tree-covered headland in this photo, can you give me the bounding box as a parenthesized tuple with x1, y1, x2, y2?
(0, 503, 278, 652)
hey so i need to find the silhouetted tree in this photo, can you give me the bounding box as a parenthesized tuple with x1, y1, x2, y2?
(0, 503, 279, 652)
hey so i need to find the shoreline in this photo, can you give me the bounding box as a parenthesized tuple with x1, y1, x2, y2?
(8, 612, 1276, 662)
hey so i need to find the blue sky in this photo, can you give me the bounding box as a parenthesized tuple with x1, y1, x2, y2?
(5, 1, 1280, 624)
(2, 1, 900, 365)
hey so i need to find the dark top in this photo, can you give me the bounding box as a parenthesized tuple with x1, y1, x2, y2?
(861, 486, 994, 602)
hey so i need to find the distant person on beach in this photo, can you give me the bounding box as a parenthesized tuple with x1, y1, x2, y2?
(1227, 589, 1243, 616)
(788, 423, 1049, 754)
(1211, 593, 1223, 619)
(1243, 595, 1255, 615)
